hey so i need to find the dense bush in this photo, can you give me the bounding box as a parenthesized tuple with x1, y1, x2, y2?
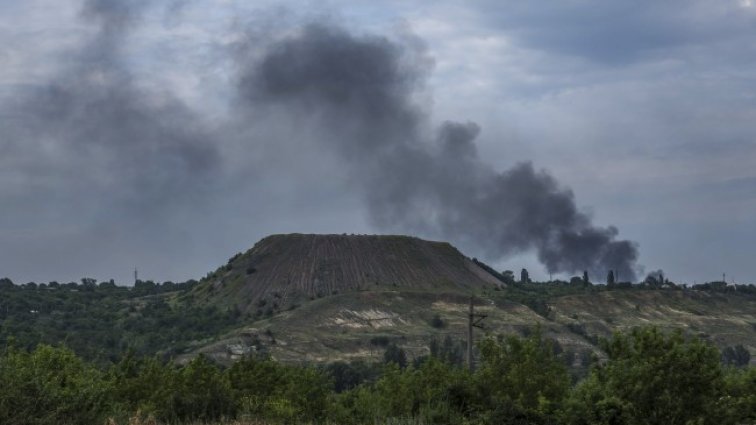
(330, 358, 474, 424)
(0, 344, 110, 425)
(229, 355, 332, 423)
(475, 327, 570, 422)
(0, 326, 753, 425)
(0, 281, 237, 364)
(563, 327, 748, 425)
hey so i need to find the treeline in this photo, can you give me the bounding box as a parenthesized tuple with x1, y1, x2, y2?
(0, 279, 238, 364)
(0, 276, 199, 294)
(465, 259, 756, 293)
(504, 273, 756, 294)
(0, 326, 753, 425)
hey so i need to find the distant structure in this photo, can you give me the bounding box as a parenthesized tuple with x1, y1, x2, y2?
(467, 296, 487, 371)
(134, 267, 138, 285)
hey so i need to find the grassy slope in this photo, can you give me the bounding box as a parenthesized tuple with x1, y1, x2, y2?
(186, 287, 755, 367)
(170, 234, 755, 366)
(550, 289, 756, 349)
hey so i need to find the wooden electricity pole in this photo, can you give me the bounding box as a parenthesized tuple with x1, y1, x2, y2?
(467, 296, 487, 371)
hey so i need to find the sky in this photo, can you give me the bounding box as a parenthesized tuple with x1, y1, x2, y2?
(2, 0, 756, 285)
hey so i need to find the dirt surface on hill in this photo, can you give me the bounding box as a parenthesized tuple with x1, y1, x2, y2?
(192, 234, 503, 313)
(183, 234, 754, 367)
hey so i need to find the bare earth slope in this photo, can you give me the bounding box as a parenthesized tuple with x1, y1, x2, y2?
(188, 288, 755, 367)
(190, 234, 503, 313)
(181, 234, 754, 367)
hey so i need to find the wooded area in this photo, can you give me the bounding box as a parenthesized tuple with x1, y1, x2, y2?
(0, 326, 753, 425)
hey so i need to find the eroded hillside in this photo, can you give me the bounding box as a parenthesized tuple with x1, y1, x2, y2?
(186, 234, 503, 314)
(189, 287, 755, 368)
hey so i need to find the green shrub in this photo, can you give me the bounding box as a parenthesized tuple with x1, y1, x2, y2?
(475, 327, 570, 421)
(0, 344, 110, 425)
(563, 327, 726, 425)
(229, 355, 331, 423)
(429, 314, 445, 329)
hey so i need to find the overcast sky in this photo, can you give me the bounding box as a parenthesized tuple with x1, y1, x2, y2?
(2, 0, 756, 285)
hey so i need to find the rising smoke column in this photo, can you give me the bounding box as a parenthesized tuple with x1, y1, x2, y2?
(237, 23, 639, 280)
(0, 3, 639, 282)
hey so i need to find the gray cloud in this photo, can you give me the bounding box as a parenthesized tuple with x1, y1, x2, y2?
(0, 0, 225, 282)
(477, 0, 756, 64)
(237, 23, 639, 279)
(20, 0, 756, 284)
(3, 0, 219, 215)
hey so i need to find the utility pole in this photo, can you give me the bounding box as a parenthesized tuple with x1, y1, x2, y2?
(467, 296, 487, 371)
(467, 300, 473, 371)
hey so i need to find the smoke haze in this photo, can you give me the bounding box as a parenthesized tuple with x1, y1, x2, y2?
(238, 23, 639, 280)
(0, 1, 640, 282)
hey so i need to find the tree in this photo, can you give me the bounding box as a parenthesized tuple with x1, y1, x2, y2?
(324, 361, 370, 393)
(134, 280, 157, 294)
(228, 355, 330, 422)
(341, 357, 473, 424)
(81, 277, 97, 286)
(722, 344, 751, 368)
(429, 314, 445, 329)
(501, 270, 515, 285)
(428, 335, 465, 367)
(520, 268, 530, 284)
(476, 327, 570, 422)
(720, 367, 756, 423)
(644, 270, 665, 287)
(172, 355, 234, 422)
(0, 345, 110, 425)
(606, 270, 615, 286)
(107, 351, 176, 419)
(383, 343, 408, 369)
(564, 327, 725, 425)
(98, 279, 117, 289)
(228, 356, 286, 416)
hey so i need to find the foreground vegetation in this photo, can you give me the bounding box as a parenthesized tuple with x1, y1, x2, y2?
(3, 272, 752, 367)
(1, 326, 753, 425)
(0, 278, 240, 364)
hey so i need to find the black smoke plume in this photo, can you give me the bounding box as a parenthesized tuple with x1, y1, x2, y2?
(238, 23, 639, 280)
(0, 3, 639, 282)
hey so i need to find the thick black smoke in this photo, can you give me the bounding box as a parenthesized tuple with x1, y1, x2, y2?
(0, 4, 639, 282)
(238, 23, 639, 280)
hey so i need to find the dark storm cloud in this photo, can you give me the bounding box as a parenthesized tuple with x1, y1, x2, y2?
(237, 23, 639, 279)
